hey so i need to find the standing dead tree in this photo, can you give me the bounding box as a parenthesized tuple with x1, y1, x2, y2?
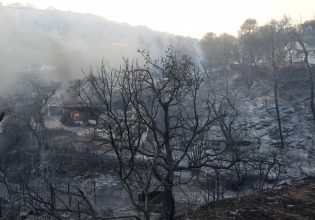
(290, 22, 315, 122)
(70, 47, 240, 220)
(0, 77, 62, 219)
(0, 76, 60, 175)
(258, 17, 290, 149)
(3, 174, 141, 220)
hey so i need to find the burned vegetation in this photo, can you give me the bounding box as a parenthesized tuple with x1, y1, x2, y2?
(181, 176, 315, 220)
(0, 7, 315, 220)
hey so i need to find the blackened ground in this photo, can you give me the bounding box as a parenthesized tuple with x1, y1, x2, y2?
(179, 176, 315, 220)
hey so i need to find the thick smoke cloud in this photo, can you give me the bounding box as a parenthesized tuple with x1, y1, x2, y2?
(0, 5, 201, 94)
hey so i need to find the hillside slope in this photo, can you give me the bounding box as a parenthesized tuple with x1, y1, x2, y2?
(181, 177, 315, 220)
(0, 5, 200, 93)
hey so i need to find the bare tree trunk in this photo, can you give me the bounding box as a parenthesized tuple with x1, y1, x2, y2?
(162, 107, 175, 220)
(162, 185, 175, 220)
(274, 80, 285, 148)
(304, 53, 315, 122)
(295, 36, 315, 122)
(310, 71, 315, 122)
(143, 193, 150, 220)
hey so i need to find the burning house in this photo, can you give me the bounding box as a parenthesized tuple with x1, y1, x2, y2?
(61, 104, 102, 126)
(59, 98, 123, 126)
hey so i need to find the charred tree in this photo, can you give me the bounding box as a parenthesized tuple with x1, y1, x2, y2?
(291, 24, 315, 122)
(69, 47, 239, 220)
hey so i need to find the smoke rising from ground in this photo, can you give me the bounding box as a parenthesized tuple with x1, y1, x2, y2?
(0, 5, 201, 94)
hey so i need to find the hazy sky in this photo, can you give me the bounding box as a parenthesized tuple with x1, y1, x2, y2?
(2, 0, 315, 38)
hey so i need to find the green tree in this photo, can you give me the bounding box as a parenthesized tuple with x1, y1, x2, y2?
(239, 19, 262, 65)
(200, 32, 220, 73)
(200, 33, 238, 73)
